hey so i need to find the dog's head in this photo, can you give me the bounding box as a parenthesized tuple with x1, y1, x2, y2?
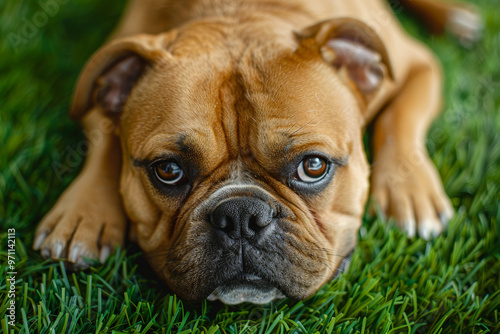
(71, 18, 392, 303)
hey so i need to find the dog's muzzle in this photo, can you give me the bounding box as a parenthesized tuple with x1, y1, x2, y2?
(194, 184, 353, 304)
(206, 194, 284, 304)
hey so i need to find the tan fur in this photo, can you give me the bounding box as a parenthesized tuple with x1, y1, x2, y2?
(34, 0, 479, 301)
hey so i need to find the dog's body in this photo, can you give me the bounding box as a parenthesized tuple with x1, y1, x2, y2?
(34, 0, 480, 303)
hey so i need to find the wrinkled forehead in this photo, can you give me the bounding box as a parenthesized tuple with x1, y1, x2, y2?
(120, 50, 361, 163)
(120, 56, 228, 161)
(238, 51, 361, 157)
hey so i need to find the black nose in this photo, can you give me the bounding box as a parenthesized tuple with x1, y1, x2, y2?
(209, 197, 274, 239)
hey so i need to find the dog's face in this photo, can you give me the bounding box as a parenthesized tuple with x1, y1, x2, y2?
(72, 19, 392, 303)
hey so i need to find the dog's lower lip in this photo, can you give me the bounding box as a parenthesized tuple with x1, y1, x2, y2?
(207, 276, 285, 305)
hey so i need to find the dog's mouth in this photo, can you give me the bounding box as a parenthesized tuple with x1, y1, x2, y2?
(206, 251, 353, 305)
(207, 274, 285, 305)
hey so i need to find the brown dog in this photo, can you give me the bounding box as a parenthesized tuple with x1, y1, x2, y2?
(33, 0, 480, 303)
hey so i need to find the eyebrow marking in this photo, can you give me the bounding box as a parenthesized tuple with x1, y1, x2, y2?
(132, 132, 199, 168)
(175, 133, 197, 155)
(275, 133, 349, 166)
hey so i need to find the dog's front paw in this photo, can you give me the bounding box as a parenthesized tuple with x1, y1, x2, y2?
(33, 175, 126, 269)
(371, 148, 454, 240)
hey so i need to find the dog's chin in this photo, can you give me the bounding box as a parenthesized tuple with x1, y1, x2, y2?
(207, 274, 285, 305)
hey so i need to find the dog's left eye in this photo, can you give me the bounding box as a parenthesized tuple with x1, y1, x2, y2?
(154, 161, 186, 185)
(296, 156, 328, 183)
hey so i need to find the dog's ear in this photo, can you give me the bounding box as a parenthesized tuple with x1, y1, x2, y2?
(70, 34, 173, 120)
(297, 18, 394, 100)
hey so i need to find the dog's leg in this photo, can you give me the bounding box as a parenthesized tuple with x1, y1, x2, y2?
(396, 0, 482, 45)
(370, 43, 454, 239)
(33, 109, 126, 268)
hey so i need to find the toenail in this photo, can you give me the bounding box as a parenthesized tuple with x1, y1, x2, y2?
(52, 242, 64, 258)
(41, 248, 51, 258)
(100, 245, 111, 263)
(418, 224, 431, 240)
(69, 245, 81, 263)
(34, 233, 47, 250)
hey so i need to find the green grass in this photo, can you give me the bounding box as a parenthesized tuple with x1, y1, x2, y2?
(1, 0, 499, 333)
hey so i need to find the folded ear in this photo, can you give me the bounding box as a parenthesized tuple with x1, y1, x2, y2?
(297, 18, 394, 100)
(70, 34, 173, 119)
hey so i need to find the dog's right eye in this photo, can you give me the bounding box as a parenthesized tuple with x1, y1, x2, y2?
(154, 161, 186, 185)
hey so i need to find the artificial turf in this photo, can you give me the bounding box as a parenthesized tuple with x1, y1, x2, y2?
(1, 0, 499, 333)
